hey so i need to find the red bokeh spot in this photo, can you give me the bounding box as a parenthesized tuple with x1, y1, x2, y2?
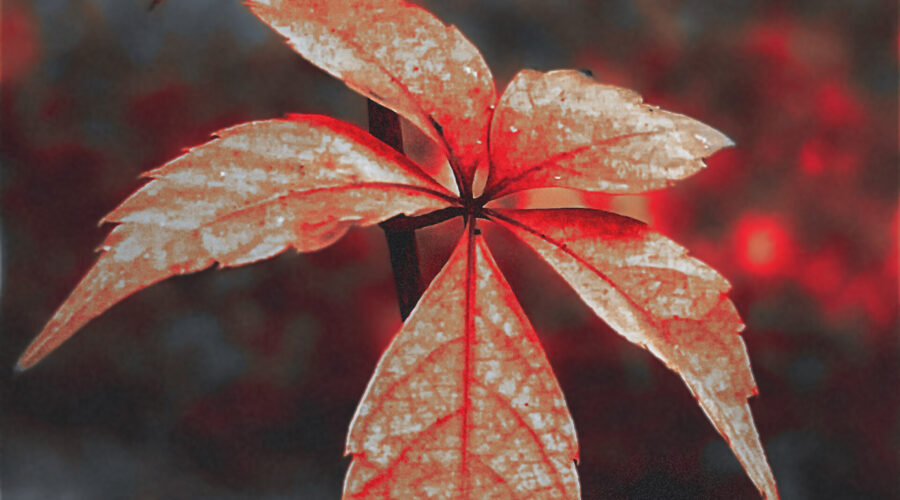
(837, 274, 896, 331)
(0, 4, 40, 83)
(734, 214, 794, 276)
(798, 140, 826, 175)
(744, 23, 792, 67)
(799, 247, 845, 300)
(816, 81, 864, 127)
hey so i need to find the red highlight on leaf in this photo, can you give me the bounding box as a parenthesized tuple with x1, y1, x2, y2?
(490, 208, 777, 499)
(247, 0, 496, 191)
(16, 115, 452, 370)
(485, 70, 733, 198)
(345, 227, 579, 498)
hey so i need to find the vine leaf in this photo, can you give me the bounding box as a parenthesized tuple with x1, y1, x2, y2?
(248, 0, 497, 187)
(344, 226, 579, 498)
(16, 115, 452, 370)
(491, 208, 778, 499)
(19, 1, 779, 497)
(485, 70, 733, 198)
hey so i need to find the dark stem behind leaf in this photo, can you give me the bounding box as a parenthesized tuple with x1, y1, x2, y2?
(369, 100, 422, 320)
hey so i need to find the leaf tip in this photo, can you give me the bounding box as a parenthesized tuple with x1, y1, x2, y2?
(13, 350, 37, 375)
(705, 119, 736, 149)
(720, 131, 736, 149)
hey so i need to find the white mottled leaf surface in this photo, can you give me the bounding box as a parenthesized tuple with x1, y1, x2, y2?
(344, 229, 579, 499)
(17, 115, 452, 370)
(493, 208, 778, 499)
(248, 0, 496, 185)
(485, 70, 733, 197)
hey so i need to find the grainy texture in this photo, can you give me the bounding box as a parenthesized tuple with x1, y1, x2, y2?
(248, 0, 497, 188)
(16, 115, 452, 370)
(9, 1, 789, 498)
(344, 229, 579, 498)
(485, 70, 733, 197)
(493, 208, 777, 499)
(4, 0, 895, 498)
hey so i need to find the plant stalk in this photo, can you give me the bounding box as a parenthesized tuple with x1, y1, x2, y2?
(369, 100, 422, 321)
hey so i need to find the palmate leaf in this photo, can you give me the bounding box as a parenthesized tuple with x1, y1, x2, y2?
(247, 0, 497, 188)
(484, 70, 733, 198)
(344, 225, 578, 498)
(490, 208, 778, 499)
(16, 115, 453, 370)
(18, 0, 779, 497)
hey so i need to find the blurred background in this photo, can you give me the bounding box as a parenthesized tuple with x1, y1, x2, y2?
(1, 0, 896, 498)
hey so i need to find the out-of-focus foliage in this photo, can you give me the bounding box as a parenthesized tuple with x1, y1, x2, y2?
(1, 0, 896, 498)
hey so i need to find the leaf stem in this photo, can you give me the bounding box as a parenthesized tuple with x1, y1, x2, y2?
(369, 100, 422, 320)
(379, 206, 465, 232)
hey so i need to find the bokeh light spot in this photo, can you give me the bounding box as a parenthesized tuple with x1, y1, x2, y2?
(734, 214, 793, 276)
(799, 140, 825, 175)
(0, 4, 40, 83)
